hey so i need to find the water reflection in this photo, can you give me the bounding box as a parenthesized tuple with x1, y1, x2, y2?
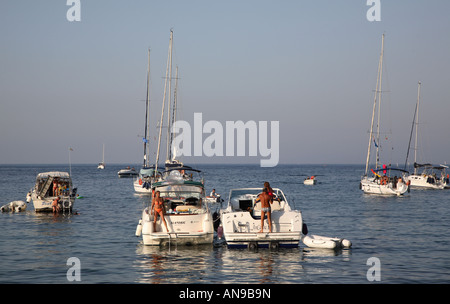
(135, 243, 216, 284)
(134, 243, 352, 284)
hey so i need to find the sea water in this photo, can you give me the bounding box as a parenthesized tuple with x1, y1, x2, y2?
(1, 164, 450, 284)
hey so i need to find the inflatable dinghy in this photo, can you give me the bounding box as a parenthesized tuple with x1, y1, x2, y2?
(302, 234, 352, 249)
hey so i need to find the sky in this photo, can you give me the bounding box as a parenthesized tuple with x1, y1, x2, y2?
(1, 0, 449, 166)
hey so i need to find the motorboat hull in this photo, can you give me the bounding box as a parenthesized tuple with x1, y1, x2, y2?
(138, 208, 214, 246)
(31, 194, 74, 213)
(220, 198, 303, 249)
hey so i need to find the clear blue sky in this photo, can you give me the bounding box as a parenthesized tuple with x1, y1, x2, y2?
(1, 1, 449, 166)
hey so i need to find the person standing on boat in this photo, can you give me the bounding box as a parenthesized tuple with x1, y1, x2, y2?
(259, 187, 272, 233)
(151, 191, 169, 232)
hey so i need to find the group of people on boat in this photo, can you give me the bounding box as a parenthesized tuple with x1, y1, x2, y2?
(374, 175, 408, 189)
(52, 179, 70, 196)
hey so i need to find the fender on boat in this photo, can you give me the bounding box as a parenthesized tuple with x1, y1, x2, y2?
(135, 219, 143, 237)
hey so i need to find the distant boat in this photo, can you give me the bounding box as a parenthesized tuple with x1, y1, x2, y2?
(404, 82, 447, 190)
(303, 176, 316, 185)
(118, 167, 138, 178)
(360, 34, 409, 196)
(97, 144, 105, 169)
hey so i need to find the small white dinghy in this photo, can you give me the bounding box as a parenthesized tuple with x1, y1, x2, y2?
(303, 176, 317, 185)
(302, 234, 352, 249)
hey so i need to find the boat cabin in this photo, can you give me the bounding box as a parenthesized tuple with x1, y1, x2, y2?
(226, 188, 291, 218)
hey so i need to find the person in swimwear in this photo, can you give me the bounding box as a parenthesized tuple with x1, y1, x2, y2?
(258, 187, 272, 233)
(151, 191, 169, 232)
(52, 197, 61, 213)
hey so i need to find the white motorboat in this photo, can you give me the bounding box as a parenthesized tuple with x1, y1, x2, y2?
(28, 171, 76, 213)
(136, 166, 214, 246)
(360, 34, 409, 196)
(220, 188, 304, 249)
(303, 176, 316, 185)
(118, 167, 138, 177)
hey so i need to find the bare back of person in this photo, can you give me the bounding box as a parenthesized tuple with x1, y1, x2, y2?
(259, 188, 272, 233)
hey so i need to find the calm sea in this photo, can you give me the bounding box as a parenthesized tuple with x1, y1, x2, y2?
(1, 163, 450, 285)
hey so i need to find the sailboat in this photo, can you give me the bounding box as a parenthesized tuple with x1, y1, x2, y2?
(405, 82, 447, 189)
(134, 49, 157, 194)
(360, 34, 410, 196)
(136, 30, 214, 246)
(97, 143, 105, 169)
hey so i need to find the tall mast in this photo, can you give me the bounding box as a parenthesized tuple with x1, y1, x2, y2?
(155, 29, 173, 173)
(375, 34, 384, 170)
(143, 48, 151, 167)
(414, 81, 421, 174)
(404, 81, 421, 171)
(169, 66, 179, 160)
(365, 34, 384, 175)
(166, 30, 174, 162)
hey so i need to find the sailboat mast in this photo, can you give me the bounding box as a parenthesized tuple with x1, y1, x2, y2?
(155, 29, 173, 173)
(166, 30, 174, 162)
(375, 34, 384, 170)
(365, 33, 384, 175)
(169, 66, 179, 161)
(414, 81, 421, 174)
(143, 48, 151, 167)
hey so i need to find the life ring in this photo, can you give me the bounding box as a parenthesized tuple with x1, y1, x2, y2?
(63, 200, 71, 209)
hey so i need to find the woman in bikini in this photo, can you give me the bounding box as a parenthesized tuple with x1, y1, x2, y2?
(151, 191, 169, 232)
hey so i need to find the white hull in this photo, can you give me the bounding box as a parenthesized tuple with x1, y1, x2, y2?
(221, 211, 302, 248)
(220, 188, 303, 248)
(303, 179, 316, 185)
(137, 208, 214, 246)
(133, 178, 153, 194)
(407, 174, 445, 190)
(31, 193, 74, 212)
(361, 176, 409, 196)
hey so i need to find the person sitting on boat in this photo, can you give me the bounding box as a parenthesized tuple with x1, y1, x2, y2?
(209, 189, 221, 202)
(258, 187, 272, 233)
(52, 197, 61, 213)
(151, 191, 169, 233)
